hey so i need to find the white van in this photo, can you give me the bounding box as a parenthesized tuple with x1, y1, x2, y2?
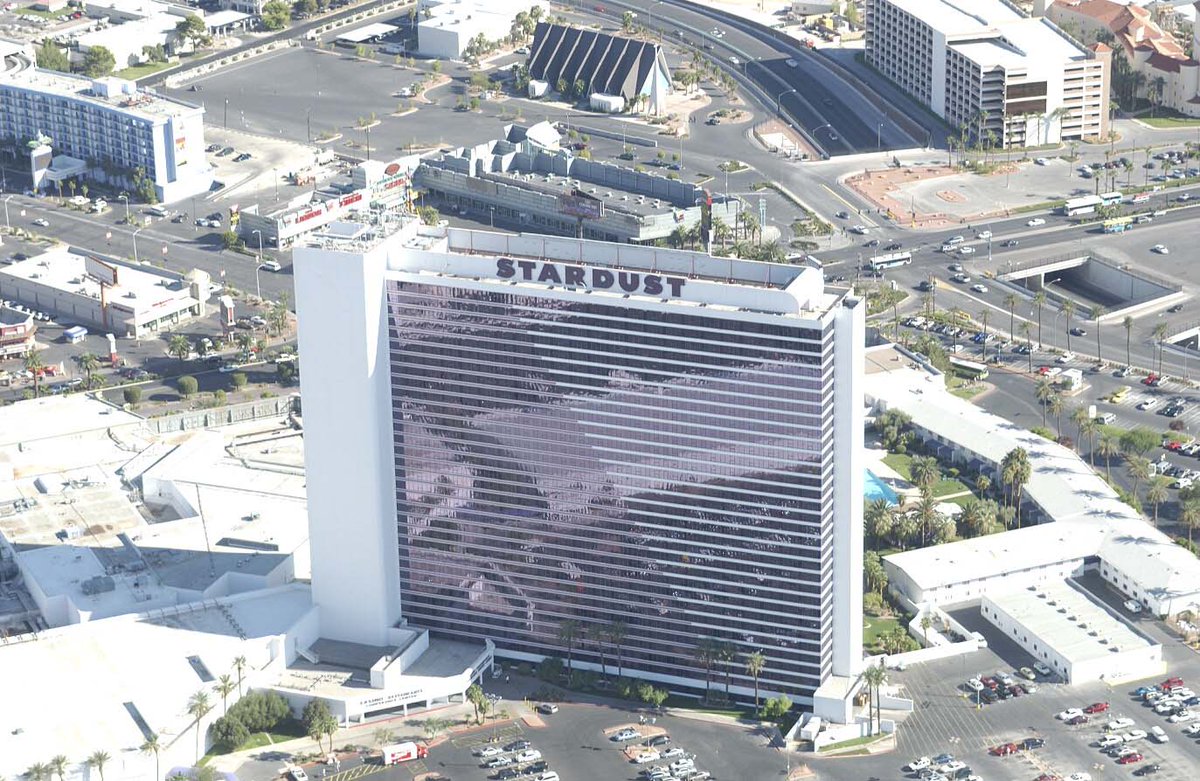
(91, 199, 107, 212)
(147, 205, 169, 217)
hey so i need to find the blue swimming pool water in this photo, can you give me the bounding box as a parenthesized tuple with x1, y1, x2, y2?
(864, 469, 900, 506)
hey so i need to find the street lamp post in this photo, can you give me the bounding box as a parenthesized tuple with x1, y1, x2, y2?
(776, 88, 797, 116)
(118, 194, 129, 224)
(251, 229, 264, 300)
(489, 206, 495, 228)
(131, 227, 143, 264)
(878, 123, 883, 152)
(3, 195, 12, 231)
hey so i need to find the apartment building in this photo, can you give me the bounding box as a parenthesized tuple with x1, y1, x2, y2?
(866, 0, 1110, 147)
(0, 39, 211, 203)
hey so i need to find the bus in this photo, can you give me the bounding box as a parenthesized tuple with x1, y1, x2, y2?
(1062, 195, 1103, 216)
(868, 251, 913, 271)
(1100, 191, 1124, 206)
(949, 356, 989, 380)
(1103, 217, 1133, 233)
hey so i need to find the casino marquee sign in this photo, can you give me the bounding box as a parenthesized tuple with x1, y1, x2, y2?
(496, 258, 687, 298)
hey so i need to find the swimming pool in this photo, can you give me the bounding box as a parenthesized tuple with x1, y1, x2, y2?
(864, 469, 900, 506)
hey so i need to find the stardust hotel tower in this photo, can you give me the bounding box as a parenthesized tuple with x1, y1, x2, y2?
(295, 225, 864, 711)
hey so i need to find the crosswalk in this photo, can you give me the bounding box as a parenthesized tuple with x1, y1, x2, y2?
(327, 764, 384, 781)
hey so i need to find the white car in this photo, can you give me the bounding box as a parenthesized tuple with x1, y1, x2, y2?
(1151, 725, 1169, 742)
(32, 218, 49, 227)
(1138, 399, 1159, 410)
(1035, 157, 1049, 165)
(1123, 729, 1147, 742)
(612, 729, 640, 742)
(786, 58, 797, 67)
(515, 749, 541, 763)
(941, 761, 967, 774)
(906, 757, 932, 772)
(958, 246, 976, 255)
(1058, 708, 1085, 721)
(1097, 735, 1122, 748)
(289, 769, 308, 781)
(218, 363, 240, 373)
(971, 284, 989, 293)
(977, 230, 993, 239)
(634, 750, 660, 764)
(662, 747, 686, 759)
(1183, 723, 1200, 736)
(1168, 710, 1193, 723)
(967, 678, 985, 692)
(476, 746, 503, 757)
(260, 260, 283, 272)
(1057, 352, 1075, 363)
(1108, 717, 1136, 730)
(1027, 217, 1046, 227)
(1153, 244, 1170, 254)
(1124, 599, 1143, 613)
(1066, 774, 1092, 781)
(728, 55, 740, 65)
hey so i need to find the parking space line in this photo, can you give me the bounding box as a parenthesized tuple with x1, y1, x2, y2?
(328, 764, 384, 781)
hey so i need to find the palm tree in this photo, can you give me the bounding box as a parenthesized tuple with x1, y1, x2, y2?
(1047, 392, 1065, 436)
(25, 763, 48, 781)
(233, 655, 247, 695)
(975, 473, 991, 498)
(1093, 305, 1105, 363)
(1080, 416, 1099, 466)
(86, 751, 109, 781)
(744, 651, 766, 712)
(78, 352, 100, 387)
(586, 623, 608, 677)
(1033, 290, 1047, 348)
(862, 662, 887, 735)
(140, 734, 162, 781)
(916, 492, 939, 546)
(978, 308, 991, 362)
(216, 674, 235, 714)
(694, 638, 716, 701)
(1127, 455, 1151, 499)
(48, 756, 67, 781)
(607, 620, 628, 678)
(909, 455, 940, 496)
(1035, 376, 1055, 427)
(1124, 316, 1134, 369)
(557, 619, 580, 674)
(1019, 321, 1034, 372)
(23, 349, 45, 399)
(1003, 293, 1018, 341)
(1098, 432, 1120, 481)
(1153, 323, 1169, 375)
(168, 333, 191, 365)
(1182, 500, 1200, 545)
(187, 689, 212, 762)
(1001, 448, 1031, 526)
(717, 641, 737, 700)
(1062, 298, 1077, 353)
(1146, 476, 1170, 527)
(919, 614, 933, 645)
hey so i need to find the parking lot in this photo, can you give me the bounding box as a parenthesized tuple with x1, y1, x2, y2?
(812, 580, 1200, 781)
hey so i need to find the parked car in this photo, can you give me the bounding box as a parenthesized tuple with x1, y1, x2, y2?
(1084, 702, 1109, 714)
(1021, 737, 1045, 750)
(536, 703, 559, 715)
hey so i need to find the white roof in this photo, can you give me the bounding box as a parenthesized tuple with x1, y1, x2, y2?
(0, 394, 142, 450)
(883, 0, 1087, 67)
(335, 22, 398, 42)
(869, 349, 1200, 603)
(204, 9, 249, 26)
(0, 586, 314, 781)
(985, 580, 1154, 664)
(0, 246, 199, 321)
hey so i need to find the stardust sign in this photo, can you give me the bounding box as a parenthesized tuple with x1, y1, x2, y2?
(497, 258, 686, 297)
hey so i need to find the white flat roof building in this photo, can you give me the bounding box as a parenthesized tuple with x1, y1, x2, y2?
(865, 0, 1111, 146)
(295, 220, 865, 717)
(0, 40, 212, 203)
(0, 246, 206, 338)
(983, 580, 1163, 684)
(869, 345, 1200, 617)
(417, 0, 546, 58)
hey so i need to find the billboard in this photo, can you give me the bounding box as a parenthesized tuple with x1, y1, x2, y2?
(558, 191, 604, 220)
(85, 256, 119, 287)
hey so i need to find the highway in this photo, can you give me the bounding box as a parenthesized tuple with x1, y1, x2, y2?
(594, 0, 917, 155)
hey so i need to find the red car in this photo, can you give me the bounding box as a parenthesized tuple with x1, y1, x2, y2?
(1118, 753, 1144, 765)
(981, 676, 999, 689)
(1144, 374, 1160, 385)
(1167, 440, 1184, 451)
(1009, 684, 1025, 697)
(1066, 714, 1090, 725)
(1037, 366, 1053, 375)
(990, 743, 1018, 756)
(1084, 702, 1110, 713)
(1036, 775, 1061, 781)
(1162, 677, 1184, 689)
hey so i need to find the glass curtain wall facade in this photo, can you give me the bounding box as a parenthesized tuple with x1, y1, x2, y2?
(386, 280, 838, 698)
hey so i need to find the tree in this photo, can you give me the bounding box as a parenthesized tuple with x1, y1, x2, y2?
(26, 763, 49, 781)
(294, 0, 317, 15)
(230, 372, 248, 391)
(586, 623, 608, 677)
(1092, 305, 1106, 363)
(1098, 432, 1120, 480)
(1062, 298, 1077, 353)
(606, 621, 628, 678)
(1001, 448, 1031, 526)
(865, 498, 893, 545)
(864, 550, 887, 595)
(909, 455, 940, 496)
(744, 651, 766, 712)
(1182, 499, 1200, 545)
(85, 751, 110, 781)
(1127, 455, 1151, 498)
(187, 689, 212, 762)
(78, 352, 100, 387)
(465, 683, 487, 724)
(1080, 415, 1099, 466)
(81, 46, 116, 77)
(24, 349, 45, 399)
(1124, 316, 1134, 369)
(177, 375, 198, 398)
(958, 498, 995, 538)
(373, 726, 396, 748)
(862, 662, 887, 735)
(919, 614, 933, 645)
(1146, 476, 1170, 527)
(301, 699, 338, 752)
(557, 619, 580, 674)
(1153, 322, 1169, 375)
(209, 715, 250, 752)
(36, 40, 70, 72)
(717, 640, 737, 700)
(1003, 293, 1018, 343)
(233, 655, 247, 696)
(1035, 376, 1055, 428)
(175, 13, 211, 47)
(1120, 427, 1159, 457)
(694, 638, 717, 701)
(169, 333, 191, 364)
(216, 674, 235, 715)
(140, 735, 162, 781)
(261, 0, 292, 30)
(1033, 290, 1047, 348)
(1047, 392, 1065, 436)
(49, 756, 68, 781)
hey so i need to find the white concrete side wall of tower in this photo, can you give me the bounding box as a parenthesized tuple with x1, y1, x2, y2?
(831, 295, 865, 679)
